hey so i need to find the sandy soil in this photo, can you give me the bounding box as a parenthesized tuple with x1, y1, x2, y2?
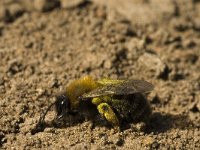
(0, 0, 200, 149)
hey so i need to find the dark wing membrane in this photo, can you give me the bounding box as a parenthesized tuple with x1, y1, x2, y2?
(81, 80, 154, 98)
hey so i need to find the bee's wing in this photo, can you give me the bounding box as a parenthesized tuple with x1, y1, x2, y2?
(81, 80, 154, 98)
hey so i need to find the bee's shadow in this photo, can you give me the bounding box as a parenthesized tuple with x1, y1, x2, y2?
(51, 112, 195, 134)
(31, 113, 92, 135)
(31, 101, 108, 134)
(31, 100, 195, 135)
(145, 112, 195, 134)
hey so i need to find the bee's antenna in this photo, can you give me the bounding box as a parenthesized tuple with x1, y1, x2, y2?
(38, 102, 55, 124)
(31, 102, 56, 135)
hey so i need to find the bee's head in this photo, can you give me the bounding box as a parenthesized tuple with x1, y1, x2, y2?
(55, 93, 71, 120)
(32, 92, 71, 134)
(38, 92, 71, 123)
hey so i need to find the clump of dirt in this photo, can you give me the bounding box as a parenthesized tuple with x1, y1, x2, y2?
(0, 0, 200, 149)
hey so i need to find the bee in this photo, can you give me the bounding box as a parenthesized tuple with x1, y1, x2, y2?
(33, 76, 154, 133)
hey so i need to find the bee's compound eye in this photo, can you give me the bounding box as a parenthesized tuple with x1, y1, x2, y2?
(56, 94, 68, 105)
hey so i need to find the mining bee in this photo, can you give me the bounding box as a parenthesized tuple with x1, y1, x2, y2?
(33, 76, 154, 133)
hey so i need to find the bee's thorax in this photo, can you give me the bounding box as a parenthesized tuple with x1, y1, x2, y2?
(66, 76, 98, 108)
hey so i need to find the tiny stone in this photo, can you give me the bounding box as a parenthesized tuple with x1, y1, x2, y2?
(197, 100, 200, 112)
(60, 0, 87, 9)
(184, 39, 196, 48)
(135, 122, 146, 132)
(0, 78, 4, 85)
(103, 60, 112, 69)
(0, 6, 6, 21)
(7, 59, 23, 75)
(24, 41, 33, 48)
(151, 141, 159, 149)
(138, 52, 169, 79)
(8, 3, 25, 19)
(144, 136, 155, 145)
(115, 138, 124, 146)
(34, 0, 59, 12)
(0, 6, 10, 22)
(193, 19, 200, 31)
(189, 102, 199, 112)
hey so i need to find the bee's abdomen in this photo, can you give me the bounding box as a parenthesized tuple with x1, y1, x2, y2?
(130, 94, 151, 122)
(111, 94, 151, 123)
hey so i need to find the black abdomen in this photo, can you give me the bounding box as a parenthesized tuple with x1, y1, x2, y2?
(110, 93, 151, 124)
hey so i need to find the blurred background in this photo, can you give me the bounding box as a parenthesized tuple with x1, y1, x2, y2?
(0, 0, 199, 149)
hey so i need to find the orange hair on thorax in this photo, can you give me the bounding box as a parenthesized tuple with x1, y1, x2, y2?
(66, 76, 98, 108)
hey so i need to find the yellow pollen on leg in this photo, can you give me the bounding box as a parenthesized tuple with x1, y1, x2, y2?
(97, 103, 119, 127)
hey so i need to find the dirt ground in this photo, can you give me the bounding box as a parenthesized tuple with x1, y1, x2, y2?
(0, 0, 200, 149)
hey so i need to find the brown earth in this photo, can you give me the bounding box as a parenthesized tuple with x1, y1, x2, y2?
(0, 0, 200, 149)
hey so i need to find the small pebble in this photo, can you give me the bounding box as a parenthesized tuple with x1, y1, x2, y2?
(60, 0, 87, 9)
(0, 6, 10, 22)
(115, 138, 124, 146)
(8, 3, 25, 19)
(138, 52, 169, 79)
(34, 0, 59, 12)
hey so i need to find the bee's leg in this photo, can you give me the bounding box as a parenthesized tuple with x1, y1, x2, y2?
(96, 102, 120, 128)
